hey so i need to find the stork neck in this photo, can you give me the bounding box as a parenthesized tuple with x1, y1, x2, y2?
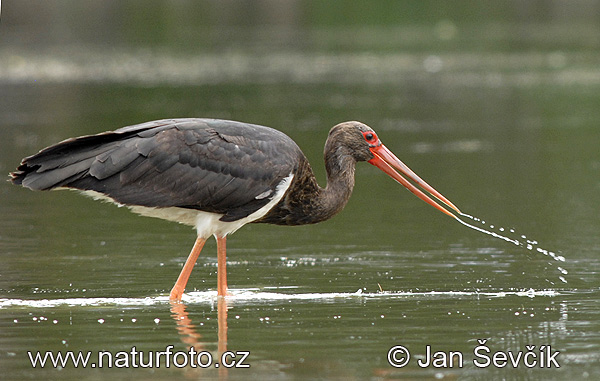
(256, 140, 358, 226)
(319, 147, 356, 219)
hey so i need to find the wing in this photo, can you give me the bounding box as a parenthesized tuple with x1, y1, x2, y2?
(11, 119, 302, 222)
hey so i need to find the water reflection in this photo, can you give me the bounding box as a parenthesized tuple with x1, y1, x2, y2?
(1, 288, 597, 379)
(169, 301, 204, 350)
(170, 298, 229, 379)
(2, 1, 600, 379)
(217, 298, 229, 380)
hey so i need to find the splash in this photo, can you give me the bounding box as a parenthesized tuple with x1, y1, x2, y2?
(0, 288, 559, 309)
(455, 212, 567, 283)
(455, 214, 520, 246)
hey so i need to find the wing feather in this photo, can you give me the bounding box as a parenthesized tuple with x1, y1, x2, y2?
(11, 119, 301, 222)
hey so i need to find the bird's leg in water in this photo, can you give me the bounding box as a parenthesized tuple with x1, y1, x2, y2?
(170, 237, 206, 301)
(217, 235, 228, 297)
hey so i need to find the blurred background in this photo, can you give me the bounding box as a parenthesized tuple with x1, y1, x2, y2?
(1, 1, 600, 380)
(2, 0, 600, 257)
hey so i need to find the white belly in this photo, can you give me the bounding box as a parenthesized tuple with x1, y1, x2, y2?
(76, 174, 293, 238)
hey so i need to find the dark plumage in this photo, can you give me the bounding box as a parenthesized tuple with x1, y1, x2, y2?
(12, 119, 302, 222)
(11, 118, 459, 299)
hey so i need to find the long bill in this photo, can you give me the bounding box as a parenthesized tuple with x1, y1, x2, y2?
(368, 144, 461, 219)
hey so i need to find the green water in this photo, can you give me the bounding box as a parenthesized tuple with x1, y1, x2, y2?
(2, 1, 600, 380)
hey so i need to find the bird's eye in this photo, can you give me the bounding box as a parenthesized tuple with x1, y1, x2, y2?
(363, 131, 377, 143)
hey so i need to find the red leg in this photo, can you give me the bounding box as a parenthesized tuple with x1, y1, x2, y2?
(216, 235, 228, 297)
(170, 237, 206, 301)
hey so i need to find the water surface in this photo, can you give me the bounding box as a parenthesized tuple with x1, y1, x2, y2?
(1, 1, 600, 380)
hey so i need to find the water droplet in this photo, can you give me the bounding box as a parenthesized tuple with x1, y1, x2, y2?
(454, 213, 566, 284)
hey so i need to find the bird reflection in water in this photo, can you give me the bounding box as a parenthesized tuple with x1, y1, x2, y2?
(170, 298, 229, 379)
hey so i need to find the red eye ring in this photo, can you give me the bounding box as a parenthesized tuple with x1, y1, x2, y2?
(362, 131, 378, 144)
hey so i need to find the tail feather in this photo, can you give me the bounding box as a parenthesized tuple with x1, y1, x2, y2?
(10, 130, 143, 191)
(10, 119, 184, 190)
(15, 157, 98, 190)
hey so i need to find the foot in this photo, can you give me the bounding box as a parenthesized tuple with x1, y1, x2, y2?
(169, 286, 184, 301)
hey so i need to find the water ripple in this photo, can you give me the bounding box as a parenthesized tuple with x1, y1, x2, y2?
(0, 288, 559, 309)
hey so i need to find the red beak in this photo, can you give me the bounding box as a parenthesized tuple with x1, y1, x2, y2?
(368, 144, 461, 219)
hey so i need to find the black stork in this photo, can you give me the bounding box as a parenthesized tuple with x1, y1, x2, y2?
(10, 119, 461, 300)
